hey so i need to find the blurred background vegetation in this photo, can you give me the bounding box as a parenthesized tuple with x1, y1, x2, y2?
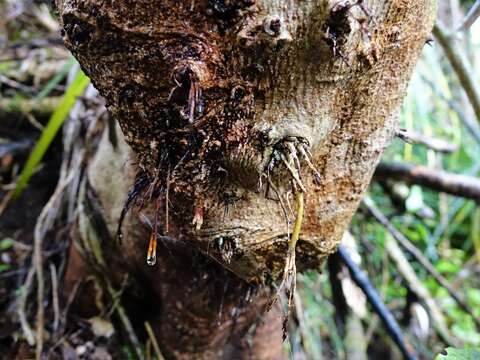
(0, 0, 479, 359)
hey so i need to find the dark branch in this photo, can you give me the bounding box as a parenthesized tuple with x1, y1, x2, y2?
(375, 162, 480, 203)
(337, 245, 417, 360)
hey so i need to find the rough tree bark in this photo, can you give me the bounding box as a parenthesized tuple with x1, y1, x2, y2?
(55, 0, 436, 358)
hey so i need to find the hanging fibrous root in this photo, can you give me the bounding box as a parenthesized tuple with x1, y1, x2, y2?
(116, 173, 150, 244)
(297, 143, 321, 184)
(281, 188, 304, 341)
(263, 136, 320, 189)
(260, 135, 316, 340)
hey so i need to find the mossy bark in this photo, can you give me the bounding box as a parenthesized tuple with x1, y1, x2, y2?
(56, 0, 436, 358)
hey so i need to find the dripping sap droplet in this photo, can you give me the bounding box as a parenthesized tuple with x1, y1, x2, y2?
(147, 231, 157, 266)
(146, 195, 162, 266)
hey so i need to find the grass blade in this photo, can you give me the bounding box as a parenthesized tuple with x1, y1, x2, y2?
(12, 68, 90, 199)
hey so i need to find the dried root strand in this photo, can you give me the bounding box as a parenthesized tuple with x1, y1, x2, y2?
(281, 154, 306, 193)
(298, 144, 321, 183)
(281, 190, 304, 341)
(116, 174, 149, 243)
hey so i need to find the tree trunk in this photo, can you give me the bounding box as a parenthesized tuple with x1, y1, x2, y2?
(55, 0, 436, 358)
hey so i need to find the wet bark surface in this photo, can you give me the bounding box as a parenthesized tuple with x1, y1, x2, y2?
(55, 0, 437, 358)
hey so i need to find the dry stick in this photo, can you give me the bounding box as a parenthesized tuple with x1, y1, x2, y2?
(33, 243, 44, 358)
(396, 129, 458, 153)
(49, 263, 60, 337)
(78, 178, 144, 359)
(293, 291, 318, 359)
(362, 197, 480, 331)
(0, 96, 61, 118)
(382, 232, 458, 347)
(59, 280, 81, 335)
(457, 0, 480, 32)
(33, 172, 75, 360)
(420, 75, 480, 145)
(337, 245, 417, 360)
(145, 322, 166, 360)
(433, 22, 480, 124)
(375, 162, 480, 203)
(17, 267, 36, 346)
(107, 283, 145, 360)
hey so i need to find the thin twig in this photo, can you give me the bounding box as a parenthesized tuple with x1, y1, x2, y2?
(145, 321, 166, 360)
(17, 267, 36, 346)
(457, 0, 480, 32)
(49, 263, 60, 337)
(34, 224, 45, 360)
(362, 197, 480, 331)
(59, 280, 81, 335)
(382, 231, 458, 347)
(33, 171, 75, 359)
(396, 129, 458, 153)
(108, 284, 145, 360)
(433, 21, 480, 124)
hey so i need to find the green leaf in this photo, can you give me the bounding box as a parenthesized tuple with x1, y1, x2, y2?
(12, 68, 90, 199)
(436, 259, 460, 274)
(0, 238, 13, 251)
(435, 347, 480, 360)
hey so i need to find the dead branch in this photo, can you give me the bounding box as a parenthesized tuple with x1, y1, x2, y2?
(396, 129, 458, 153)
(375, 162, 480, 203)
(457, 0, 480, 32)
(433, 21, 480, 124)
(420, 75, 480, 144)
(108, 284, 145, 360)
(145, 322, 166, 360)
(17, 267, 36, 346)
(362, 197, 480, 332)
(382, 232, 458, 347)
(49, 263, 60, 338)
(33, 170, 76, 360)
(0, 96, 61, 119)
